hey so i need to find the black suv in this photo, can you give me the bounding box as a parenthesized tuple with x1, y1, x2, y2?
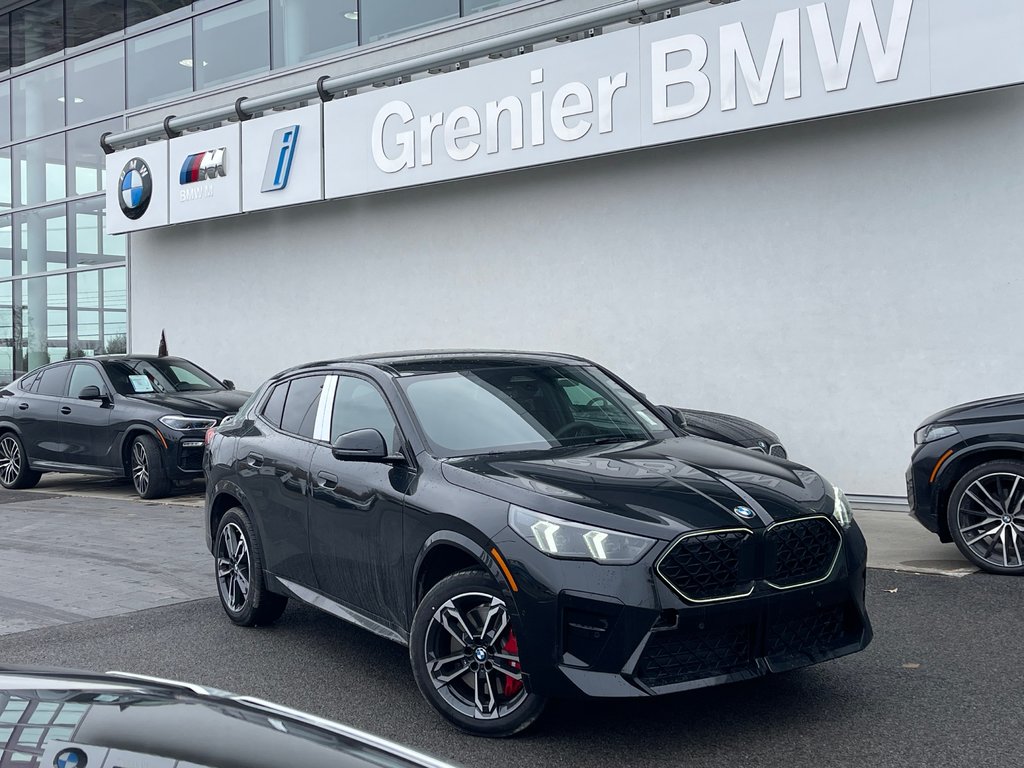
(205, 351, 871, 736)
(908, 393, 1024, 574)
(0, 355, 248, 499)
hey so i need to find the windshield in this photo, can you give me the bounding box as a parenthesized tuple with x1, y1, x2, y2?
(398, 363, 672, 458)
(102, 358, 226, 395)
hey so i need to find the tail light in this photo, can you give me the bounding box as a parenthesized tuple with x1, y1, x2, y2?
(205, 427, 216, 446)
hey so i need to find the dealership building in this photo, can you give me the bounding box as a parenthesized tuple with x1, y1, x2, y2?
(0, 0, 1020, 496)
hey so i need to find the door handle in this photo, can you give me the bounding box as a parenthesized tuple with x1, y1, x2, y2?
(17, 402, 28, 410)
(60, 406, 72, 415)
(317, 471, 338, 489)
(246, 453, 264, 468)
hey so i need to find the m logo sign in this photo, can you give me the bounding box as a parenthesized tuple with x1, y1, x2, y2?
(262, 125, 300, 192)
(180, 148, 227, 184)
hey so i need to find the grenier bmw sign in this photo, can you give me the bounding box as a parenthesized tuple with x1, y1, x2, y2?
(105, 0, 1024, 234)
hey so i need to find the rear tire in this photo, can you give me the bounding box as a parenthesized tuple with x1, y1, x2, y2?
(215, 507, 288, 626)
(130, 434, 171, 499)
(947, 460, 1024, 575)
(409, 569, 546, 737)
(0, 433, 42, 490)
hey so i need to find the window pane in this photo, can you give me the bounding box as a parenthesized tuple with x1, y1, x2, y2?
(0, 80, 10, 144)
(12, 63, 64, 141)
(67, 118, 122, 196)
(67, 0, 124, 48)
(73, 267, 125, 355)
(13, 134, 66, 207)
(0, 281, 13, 384)
(261, 383, 286, 427)
(126, 21, 192, 107)
(281, 375, 324, 437)
(271, 0, 357, 69)
(0, 149, 10, 212)
(69, 362, 105, 395)
(0, 215, 11, 277)
(128, 0, 192, 28)
(463, 0, 522, 12)
(35, 362, 70, 396)
(21, 275, 68, 371)
(331, 377, 397, 452)
(11, 0, 64, 68)
(66, 45, 125, 124)
(0, 16, 10, 74)
(195, 0, 269, 90)
(361, 0, 459, 43)
(70, 197, 125, 267)
(15, 204, 67, 275)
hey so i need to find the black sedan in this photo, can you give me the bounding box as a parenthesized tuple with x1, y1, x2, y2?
(0, 667, 453, 768)
(205, 351, 871, 736)
(908, 393, 1024, 574)
(0, 355, 248, 499)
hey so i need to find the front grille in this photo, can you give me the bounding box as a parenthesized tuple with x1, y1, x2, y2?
(635, 625, 752, 687)
(656, 530, 752, 602)
(765, 517, 840, 588)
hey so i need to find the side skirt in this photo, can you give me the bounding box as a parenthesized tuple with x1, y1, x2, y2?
(269, 574, 409, 647)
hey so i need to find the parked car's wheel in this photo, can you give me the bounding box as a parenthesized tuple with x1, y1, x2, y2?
(0, 432, 41, 490)
(409, 569, 545, 737)
(130, 434, 171, 499)
(215, 507, 288, 626)
(947, 460, 1024, 575)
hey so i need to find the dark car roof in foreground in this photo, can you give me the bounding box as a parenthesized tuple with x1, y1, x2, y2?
(276, 350, 596, 379)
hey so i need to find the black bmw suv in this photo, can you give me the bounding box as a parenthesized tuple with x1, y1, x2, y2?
(205, 351, 871, 736)
(0, 355, 248, 499)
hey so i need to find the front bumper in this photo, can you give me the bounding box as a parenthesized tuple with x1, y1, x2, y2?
(493, 520, 871, 700)
(161, 431, 208, 482)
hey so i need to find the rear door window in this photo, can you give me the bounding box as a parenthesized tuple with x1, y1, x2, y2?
(280, 375, 326, 438)
(35, 364, 71, 398)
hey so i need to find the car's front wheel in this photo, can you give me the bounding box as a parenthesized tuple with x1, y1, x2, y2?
(947, 460, 1024, 575)
(215, 507, 288, 626)
(409, 569, 546, 737)
(0, 433, 41, 490)
(130, 434, 171, 499)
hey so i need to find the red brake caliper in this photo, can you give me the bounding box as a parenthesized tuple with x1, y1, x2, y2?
(501, 630, 523, 697)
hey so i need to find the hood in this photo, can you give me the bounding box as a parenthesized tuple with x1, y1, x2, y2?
(125, 389, 250, 417)
(669, 407, 780, 448)
(442, 436, 829, 540)
(919, 393, 1024, 428)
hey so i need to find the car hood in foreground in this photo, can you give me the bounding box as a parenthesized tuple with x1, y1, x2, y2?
(0, 668, 451, 768)
(126, 389, 251, 417)
(443, 436, 830, 539)
(920, 392, 1024, 427)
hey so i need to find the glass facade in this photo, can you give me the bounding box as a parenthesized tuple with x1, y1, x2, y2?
(0, 0, 526, 384)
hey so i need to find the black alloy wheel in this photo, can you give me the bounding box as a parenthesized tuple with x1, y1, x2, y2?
(410, 570, 545, 737)
(214, 507, 288, 626)
(947, 460, 1024, 575)
(130, 434, 171, 499)
(0, 433, 41, 490)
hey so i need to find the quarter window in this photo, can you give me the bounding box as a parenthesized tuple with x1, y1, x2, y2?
(331, 377, 398, 452)
(34, 364, 70, 397)
(280, 375, 325, 438)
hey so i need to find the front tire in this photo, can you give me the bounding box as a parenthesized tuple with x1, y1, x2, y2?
(409, 569, 546, 737)
(947, 460, 1024, 575)
(215, 507, 288, 626)
(0, 433, 41, 490)
(130, 434, 171, 499)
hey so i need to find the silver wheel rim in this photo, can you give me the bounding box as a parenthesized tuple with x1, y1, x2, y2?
(0, 436, 21, 486)
(957, 472, 1024, 569)
(131, 441, 149, 495)
(424, 592, 527, 720)
(216, 522, 252, 612)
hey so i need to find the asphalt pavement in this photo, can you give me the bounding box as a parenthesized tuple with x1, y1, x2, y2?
(1, 484, 1020, 768)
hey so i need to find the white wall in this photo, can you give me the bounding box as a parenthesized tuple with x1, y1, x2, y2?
(129, 85, 1024, 496)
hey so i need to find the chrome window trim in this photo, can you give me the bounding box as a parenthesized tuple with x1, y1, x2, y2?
(654, 527, 755, 605)
(763, 515, 843, 591)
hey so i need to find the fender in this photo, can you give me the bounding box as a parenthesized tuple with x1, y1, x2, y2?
(115, 422, 169, 466)
(0, 420, 25, 439)
(413, 530, 522, 615)
(933, 440, 1024, 489)
(206, 477, 258, 552)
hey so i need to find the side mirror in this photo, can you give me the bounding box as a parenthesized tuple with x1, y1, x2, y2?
(222, 379, 235, 390)
(655, 405, 687, 429)
(332, 429, 388, 462)
(78, 385, 104, 401)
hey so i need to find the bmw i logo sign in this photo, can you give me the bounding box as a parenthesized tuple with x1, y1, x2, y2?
(734, 506, 756, 519)
(54, 748, 88, 768)
(118, 157, 152, 220)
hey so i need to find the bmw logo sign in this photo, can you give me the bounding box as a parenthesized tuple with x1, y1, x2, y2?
(734, 506, 756, 519)
(54, 748, 88, 768)
(118, 157, 152, 220)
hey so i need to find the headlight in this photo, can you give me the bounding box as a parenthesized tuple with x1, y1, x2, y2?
(159, 415, 219, 432)
(914, 424, 959, 445)
(509, 505, 655, 564)
(832, 485, 853, 528)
